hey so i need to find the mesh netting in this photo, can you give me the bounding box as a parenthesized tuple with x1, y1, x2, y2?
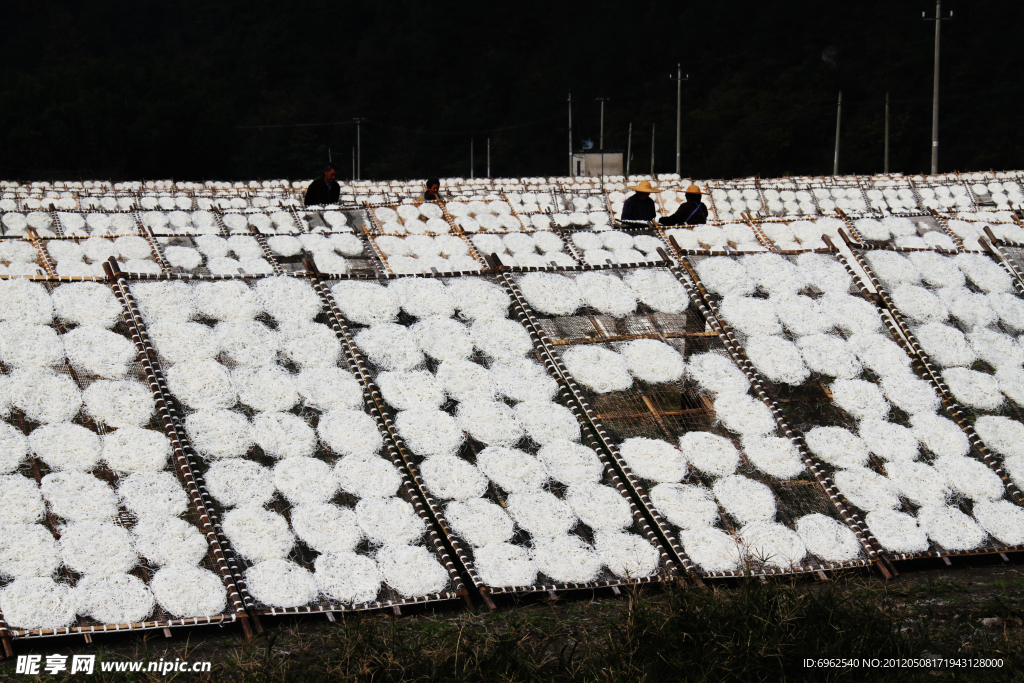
(686, 251, 1022, 560)
(129, 276, 459, 615)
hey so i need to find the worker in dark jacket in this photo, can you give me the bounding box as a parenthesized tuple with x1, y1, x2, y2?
(304, 165, 341, 206)
(417, 177, 441, 204)
(619, 179, 661, 222)
(661, 184, 709, 225)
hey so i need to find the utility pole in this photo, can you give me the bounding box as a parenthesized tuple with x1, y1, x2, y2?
(924, 1, 953, 175)
(596, 97, 609, 179)
(884, 92, 890, 174)
(353, 118, 365, 181)
(470, 138, 474, 178)
(650, 123, 656, 176)
(670, 65, 690, 176)
(833, 91, 842, 176)
(626, 122, 633, 177)
(568, 92, 573, 176)
(351, 147, 355, 181)
(487, 138, 491, 179)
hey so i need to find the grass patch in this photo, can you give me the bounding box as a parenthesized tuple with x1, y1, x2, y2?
(15, 578, 1024, 682)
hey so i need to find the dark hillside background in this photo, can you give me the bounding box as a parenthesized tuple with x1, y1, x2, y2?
(0, 0, 1019, 181)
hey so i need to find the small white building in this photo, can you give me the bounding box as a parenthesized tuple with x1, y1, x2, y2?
(572, 150, 624, 177)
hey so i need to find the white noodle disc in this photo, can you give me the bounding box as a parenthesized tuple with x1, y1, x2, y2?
(130, 281, 197, 322)
(745, 335, 809, 386)
(221, 507, 294, 562)
(377, 370, 445, 410)
(52, 282, 121, 328)
(411, 316, 474, 362)
(833, 467, 900, 512)
(185, 409, 252, 459)
(334, 454, 402, 499)
(278, 322, 341, 369)
(805, 427, 870, 469)
(291, 503, 363, 554)
(376, 544, 449, 598)
(933, 456, 1004, 502)
(652, 483, 718, 534)
(205, 459, 275, 508)
(688, 353, 750, 394)
(231, 365, 298, 413)
(59, 521, 137, 576)
(317, 409, 382, 458)
(0, 577, 76, 630)
(83, 379, 155, 428)
(118, 471, 187, 519)
(252, 412, 315, 459)
(618, 339, 685, 384)
(885, 461, 950, 507)
(254, 276, 322, 323)
(506, 490, 577, 536)
(475, 446, 547, 493)
(150, 564, 228, 618)
(471, 318, 533, 362)
(742, 436, 804, 479)
(619, 437, 687, 483)
(246, 559, 318, 608)
(40, 471, 118, 522)
(9, 368, 82, 424)
(132, 518, 208, 567)
(713, 393, 775, 437)
(419, 454, 488, 500)
(566, 483, 632, 531)
(575, 272, 637, 317)
(0, 475, 44, 523)
(679, 431, 740, 477)
(515, 401, 580, 444)
(795, 513, 861, 562)
(739, 522, 806, 569)
(29, 422, 100, 471)
(356, 497, 425, 545)
(473, 542, 537, 587)
(0, 323, 64, 369)
(856, 420, 918, 462)
(314, 552, 381, 604)
(917, 505, 986, 551)
(531, 534, 602, 583)
(456, 401, 523, 446)
(537, 439, 602, 485)
(394, 409, 463, 457)
(75, 573, 154, 624)
(972, 499, 1024, 546)
(974, 416, 1024, 458)
(0, 280, 54, 325)
(295, 368, 363, 411)
(490, 357, 557, 402)
(0, 524, 60, 578)
(331, 281, 400, 325)
(713, 475, 776, 526)
(354, 323, 423, 371)
(680, 528, 742, 572)
(445, 498, 514, 547)
(436, 359, 497, 401)
(830, 379, 889, 421)
(910, 413, 970, 458)
(518, 273, 582, 315)
(168, 359, 236, 410)
(273, 456, 337, 505)
(595, 530, 660, 579)
(389, 277, 455, 318)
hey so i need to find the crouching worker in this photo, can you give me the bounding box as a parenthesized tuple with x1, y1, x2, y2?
(305, 164, 341, 206)
(661, 184, 709, 225)
(620, 180, 662, 222)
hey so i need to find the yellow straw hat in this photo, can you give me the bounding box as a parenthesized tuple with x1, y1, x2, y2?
(684, 184, 706, 195)
(627, 180, 662, 193)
